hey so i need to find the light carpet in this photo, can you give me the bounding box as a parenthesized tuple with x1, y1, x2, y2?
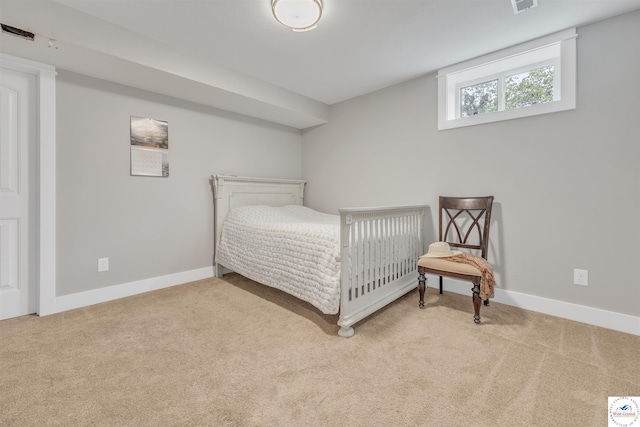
(1, 273, 638, 426)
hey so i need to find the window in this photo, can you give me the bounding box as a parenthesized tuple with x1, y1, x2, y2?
(438, 28, 576, 130)
(460, 80, 498, 117)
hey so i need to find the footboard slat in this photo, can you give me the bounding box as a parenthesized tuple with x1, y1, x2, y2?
(349, 223, 356, 300)
(337, 205, 427, 337)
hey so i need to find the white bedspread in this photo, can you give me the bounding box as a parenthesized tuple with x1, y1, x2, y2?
(215, 205, 341, 314)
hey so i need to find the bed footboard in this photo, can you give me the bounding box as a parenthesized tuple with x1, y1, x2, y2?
(337, 205, 427, 337)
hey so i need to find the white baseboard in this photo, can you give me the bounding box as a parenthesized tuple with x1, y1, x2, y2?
(53, 267, 215, 314)
(48, 268, 639, 336)
(427, 275, 640, 336)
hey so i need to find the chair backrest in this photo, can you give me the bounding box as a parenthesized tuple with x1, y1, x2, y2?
(439, 196, 494, 260)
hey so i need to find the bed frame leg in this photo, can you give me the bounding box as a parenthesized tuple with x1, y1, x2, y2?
(338, 326, 354, 338)
(215, 263, 224, 278)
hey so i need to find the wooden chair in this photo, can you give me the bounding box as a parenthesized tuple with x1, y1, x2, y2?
(417, 196, 494, 324)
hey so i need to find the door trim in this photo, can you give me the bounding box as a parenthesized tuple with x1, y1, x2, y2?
(1, 53, 56, 316)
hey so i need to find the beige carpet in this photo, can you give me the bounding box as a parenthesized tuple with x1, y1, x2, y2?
(1, 274, 638, 426)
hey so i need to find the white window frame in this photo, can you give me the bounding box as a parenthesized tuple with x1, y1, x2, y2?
(438, 28, 577, 130)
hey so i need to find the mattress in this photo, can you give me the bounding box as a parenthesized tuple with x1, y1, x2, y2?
(215, 205, 341, 314)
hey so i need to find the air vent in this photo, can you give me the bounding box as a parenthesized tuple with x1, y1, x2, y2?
(1, 23, 35, 41)
(511, 0, 538, 14)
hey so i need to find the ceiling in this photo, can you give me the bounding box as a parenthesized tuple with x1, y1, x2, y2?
(2, 0, 640, 129)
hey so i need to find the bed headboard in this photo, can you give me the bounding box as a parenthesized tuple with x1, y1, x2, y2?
(212, 175, 306, 272)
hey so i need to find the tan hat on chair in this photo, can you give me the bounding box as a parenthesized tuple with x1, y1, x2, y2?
(421, 241, 462, 258)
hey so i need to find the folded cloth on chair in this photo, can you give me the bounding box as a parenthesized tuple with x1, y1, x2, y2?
(446, 253, 495, 301)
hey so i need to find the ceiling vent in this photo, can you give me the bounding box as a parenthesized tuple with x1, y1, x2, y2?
(1, 23, 35, 41)
(512, 0, 538, 14)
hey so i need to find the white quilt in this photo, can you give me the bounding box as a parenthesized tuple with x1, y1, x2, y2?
(215, 205, 341, 314)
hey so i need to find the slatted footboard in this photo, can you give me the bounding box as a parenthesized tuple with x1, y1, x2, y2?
(337, 205, 427, 337)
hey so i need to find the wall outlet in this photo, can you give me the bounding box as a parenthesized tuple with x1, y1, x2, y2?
(97, 257, 109, 272)
(573, 268, 588, 286)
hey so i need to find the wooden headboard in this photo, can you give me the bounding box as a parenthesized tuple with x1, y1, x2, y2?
(212, 175, 306, 275)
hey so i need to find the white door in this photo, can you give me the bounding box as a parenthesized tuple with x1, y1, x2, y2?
(0, 66, 37, 320)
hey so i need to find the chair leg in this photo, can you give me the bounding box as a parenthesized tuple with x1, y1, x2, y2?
(439, 276, 443, 294)
(418, 271, 426, 309)
(471, 279, 481, 324)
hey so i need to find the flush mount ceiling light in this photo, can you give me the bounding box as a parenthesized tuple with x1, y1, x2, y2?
(272, 0, 323, 32)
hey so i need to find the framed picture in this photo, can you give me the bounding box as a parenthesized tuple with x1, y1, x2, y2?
(130, 116, 169, 177)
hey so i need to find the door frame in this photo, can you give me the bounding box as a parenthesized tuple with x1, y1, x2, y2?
(1, 53, 56, 316)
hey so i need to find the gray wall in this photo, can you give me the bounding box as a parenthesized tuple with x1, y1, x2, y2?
(302, 11, 640, 317)
(56, 71, 302, 296)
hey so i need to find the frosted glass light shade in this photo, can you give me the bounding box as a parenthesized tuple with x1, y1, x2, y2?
(272, 0, 323, 32)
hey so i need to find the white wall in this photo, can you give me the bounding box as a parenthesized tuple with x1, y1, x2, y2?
(56, 70, 302, 296)
(302, 11, 640, 319)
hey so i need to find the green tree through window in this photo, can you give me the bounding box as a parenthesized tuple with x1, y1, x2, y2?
(459, 66, 555, 118)
(505, 66, 554, 110)
(460, 80, 498, 117)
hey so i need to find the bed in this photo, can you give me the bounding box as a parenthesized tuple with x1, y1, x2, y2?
(213, 175, 427, 337)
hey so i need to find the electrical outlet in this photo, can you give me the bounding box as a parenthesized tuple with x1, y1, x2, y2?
(97, 257, 109, 272)
(573, 268, 588, 286)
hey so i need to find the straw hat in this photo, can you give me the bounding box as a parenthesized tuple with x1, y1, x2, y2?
(422, 241, 462, 258)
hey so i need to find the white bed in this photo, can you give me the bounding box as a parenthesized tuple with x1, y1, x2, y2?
(213, 175, 427, 337)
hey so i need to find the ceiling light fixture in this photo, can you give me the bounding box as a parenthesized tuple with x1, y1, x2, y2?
(272, 0, 323, 32)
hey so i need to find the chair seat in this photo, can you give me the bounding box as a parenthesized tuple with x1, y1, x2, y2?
(417, 256, 481, 276)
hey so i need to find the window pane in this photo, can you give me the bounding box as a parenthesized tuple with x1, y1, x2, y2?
(460, 80, 498, 117)
(505, 65, 554, 110)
